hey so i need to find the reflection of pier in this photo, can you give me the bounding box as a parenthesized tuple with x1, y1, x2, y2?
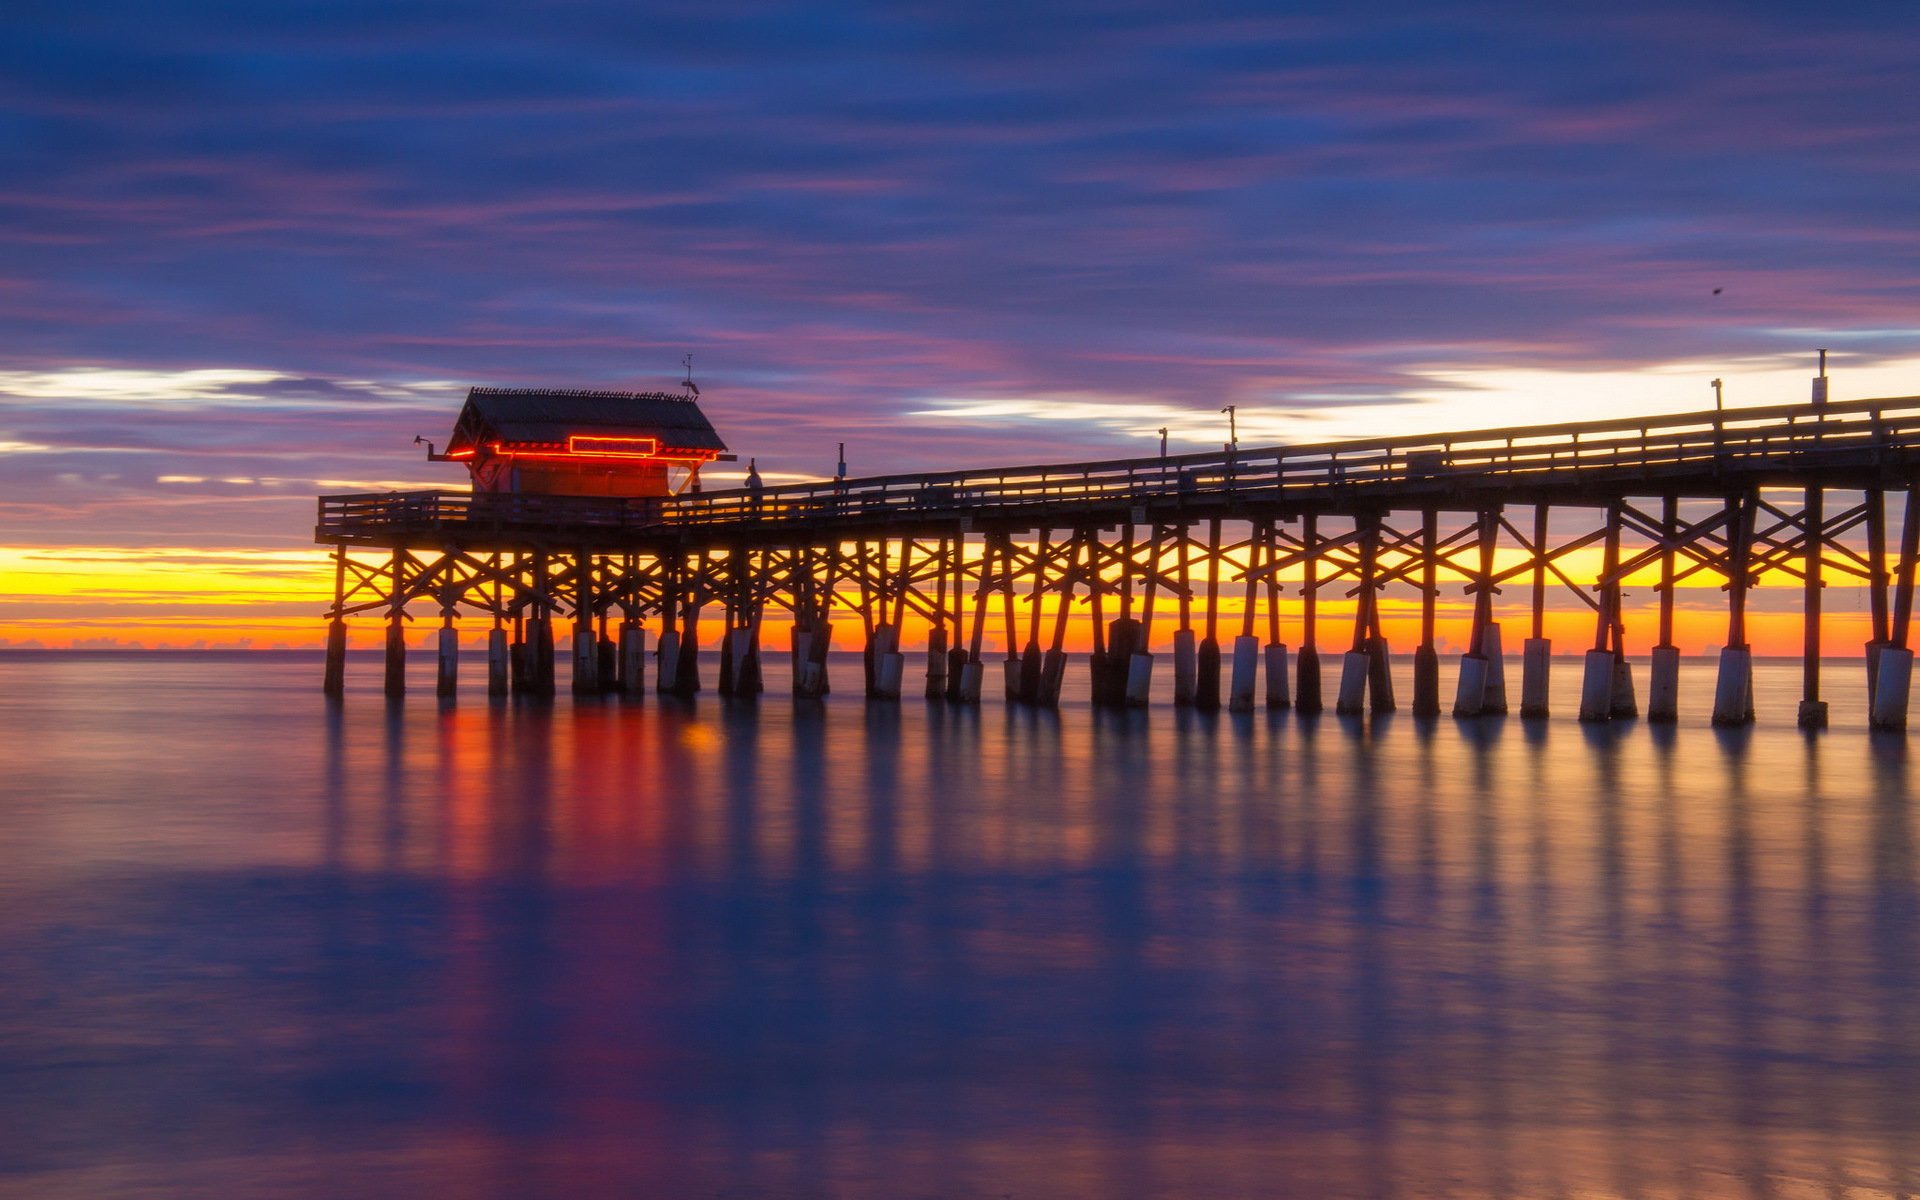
(318, 395, 1920, 728)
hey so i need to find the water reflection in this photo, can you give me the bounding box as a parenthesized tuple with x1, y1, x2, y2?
(0, 653, 1916, 1197)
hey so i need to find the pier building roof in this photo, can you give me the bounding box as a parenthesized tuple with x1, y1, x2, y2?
(446, 387, 728, 458)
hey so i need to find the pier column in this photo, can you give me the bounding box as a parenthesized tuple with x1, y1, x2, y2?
(1647, 644, 1680, 724)
(1519, 504, 1551, 717)
(323, 549, 348, 697)
(1578, 649, 1615, 722)
(1265, 643, 1291, 709)
(1336, 649, 1369, 715)
(1171, 530, 1196, 706)
(1865, 487, 1891, 707)
(1712, 493, 1756, 726)
(1195, 518, 1223, 711)
(1482, 623, 1508, 715)
(509, 614, 529, 694)
(1798, 485, 1829, 728)
(926, 627, 949, 700)
(1871, 647, 1914, 730)
(619, 623, 646, 696)
(1230, 635, 1259, 711)
(1037, 536, 1070, 707)
(1262, 523, 1290, 710)
(1647, 496, 1680, 723)
(674, 603, 701, 696)
(1712, 645, 1754, 726)
(384, 619, 406, 697)
(1454, 508, 1497, 718)
(1172, 630, 1197, 705)
(873, 623, 904, 700)
(530, 610, 556, 697)
(1521, 638, 1551, 718)
(572, 620, 599, 694)
(488, 626, 509, 697)
(1412, 508, 1440, 716)
(1872, 485, 1920, 730)
(436, 617, 458, 698)
(1297, 514, 1323, 715)
(1582, 502, 1634, 721)
(383, 549, 406, 697)
(323, 617, 347, 698)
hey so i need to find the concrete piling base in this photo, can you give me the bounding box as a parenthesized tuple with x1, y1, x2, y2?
(572, 627, 598, 694)
(924, 629, 948, 700)
(598, 637, 618, 694)
(1039, 648, 1068, 706)
(1798, 699, 1830, 729)
(1481, 623, 1508, 715)
(1367, 637, 1395, 712)
(1172, 630, 1197, 705)
(488, 628, 509, 696)
(1264, 644, 1290, 709)
(1712, 645, 1754, 726)
(726, 628, 759, 696)
(436, 627, 458, 697)
(876, 651, 905, 699)
(323, 618, 347, 697)
(1520, 638, 1551, 718)
(1610, 657, 1638, 719)
(1126, 653, 1154, 707)
(958, 660, 984, 704)
(1452, 653, 1488, 718)
(1578, 649, 1614, 722)
(1003, 658, 1023, 702)
(1411, 644, 1440, 717)
(867, 625, 897, 699)
(1647, 644, 1680, 723)
(655, 629, 680, 693)
(1018, 642, 1042, 703)
(1296, 645, 1322, 714)
(1870, 645, 1913, 731)
(1335, 649, 1369, 715)
(619, 625, 646, 695)
(1195, 638, 1221, 711)
(1866, 640, 1888, 710)
(384, 622, 406, 698)
(946, 646, 968, 702)
(532, 618, 559, 696)
(1229, 635, 1259, 711)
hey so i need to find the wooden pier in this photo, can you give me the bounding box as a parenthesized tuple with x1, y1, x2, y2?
(317, 393, 1920, 729)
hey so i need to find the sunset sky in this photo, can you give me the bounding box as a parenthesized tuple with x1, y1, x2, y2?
(3, 2, 1918, 649)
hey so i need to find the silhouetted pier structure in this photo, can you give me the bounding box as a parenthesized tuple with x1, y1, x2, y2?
(318, 393, 1920, 729)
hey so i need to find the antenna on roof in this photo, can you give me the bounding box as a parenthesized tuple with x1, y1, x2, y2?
(681, 354, 700, 398)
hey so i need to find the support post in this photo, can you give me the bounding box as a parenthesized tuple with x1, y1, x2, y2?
(1297, 513, 1322, 714)
(323, 548, 348, 697)
(1798, 485, 1828, 728)
(1520, 503, 1550, 717)
(383, 549, 406, 698)
(1712, 492, 1756, 725)
(1412, 508, 1440, 716)
(436, 618, 458, 698)
(488, 626, 509, 697)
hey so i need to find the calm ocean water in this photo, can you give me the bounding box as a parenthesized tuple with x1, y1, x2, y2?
(0, 648, 1916, 1199)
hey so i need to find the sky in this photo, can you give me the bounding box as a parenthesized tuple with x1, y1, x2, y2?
(3, 0, 1918, 648)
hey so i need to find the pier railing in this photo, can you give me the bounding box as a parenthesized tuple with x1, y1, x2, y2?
(317, 394, 1920, 542)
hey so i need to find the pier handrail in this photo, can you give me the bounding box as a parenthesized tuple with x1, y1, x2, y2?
(318, 393, 1920, 541)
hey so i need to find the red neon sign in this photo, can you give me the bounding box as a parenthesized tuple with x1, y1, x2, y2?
(566, 435, 660, 458)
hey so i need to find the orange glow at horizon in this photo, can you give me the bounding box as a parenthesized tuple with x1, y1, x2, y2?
(0, 539, 1886, 657)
